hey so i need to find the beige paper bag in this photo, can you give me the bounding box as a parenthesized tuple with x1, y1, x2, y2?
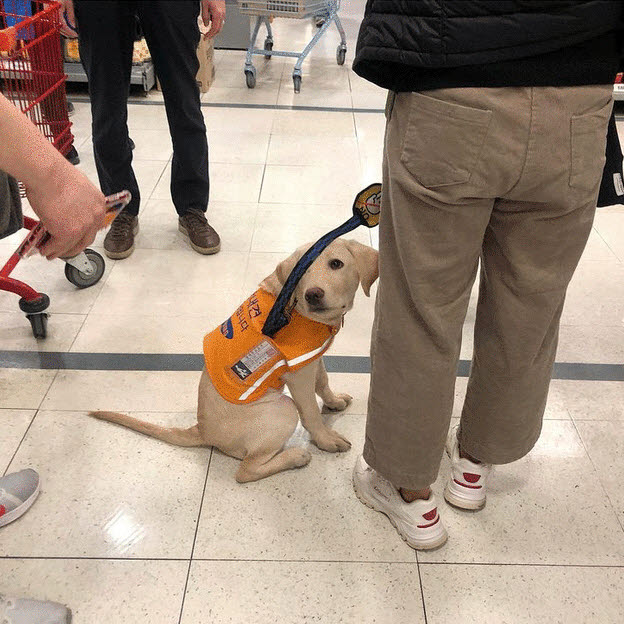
(196, 16, 216, 93)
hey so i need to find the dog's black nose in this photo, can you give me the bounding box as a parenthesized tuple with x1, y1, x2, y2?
(305, 287, 325, 305)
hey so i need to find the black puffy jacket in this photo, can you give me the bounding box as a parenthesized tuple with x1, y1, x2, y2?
(353, 0, 623, 91)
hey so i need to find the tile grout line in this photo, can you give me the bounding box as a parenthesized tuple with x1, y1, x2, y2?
(255, 104, 274, 205)
(257, 160, 269, 205)
(570, 417, 624, 534)
(177, 447, 214, 624)
(415, 553, 429, 624)
(572, 418, 624, 421)
(65, 312, 91, 354)
(74, 262, 116, 333)
(2, 408, 39, 477)
(246, 196, 263, 262)
(591, 223, 622, 262)
(0, 555, 189, 562)
(0, 555, 622, 568)
(2, 363, 60, 475)
(145, 156, 172, 205)
(256, 102, 273, 205)
(414, 561, 624, 568)
(64, 253, 119, 351)
(0, 406, 580, 422)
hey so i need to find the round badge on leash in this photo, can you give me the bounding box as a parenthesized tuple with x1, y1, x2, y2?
(261, 183, 382, 338)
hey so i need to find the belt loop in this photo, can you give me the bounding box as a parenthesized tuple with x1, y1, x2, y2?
(385, 90, 396, 121)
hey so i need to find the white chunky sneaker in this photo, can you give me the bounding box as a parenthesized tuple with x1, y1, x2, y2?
(0, 469, 40, 528)
(0, 595, 72, 624)
(353, 455, 448, 550)
(444, 426, 492, 510)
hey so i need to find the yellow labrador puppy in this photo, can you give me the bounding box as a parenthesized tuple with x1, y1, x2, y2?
(91, 238, 378, 482)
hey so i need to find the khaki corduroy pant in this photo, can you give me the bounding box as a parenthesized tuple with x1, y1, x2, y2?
(364, 85, 613, 490)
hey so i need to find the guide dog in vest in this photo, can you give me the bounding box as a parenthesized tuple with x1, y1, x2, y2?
(91, 238, 378, 482)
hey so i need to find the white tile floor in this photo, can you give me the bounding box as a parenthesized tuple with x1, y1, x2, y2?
(1, 2, 624, 622)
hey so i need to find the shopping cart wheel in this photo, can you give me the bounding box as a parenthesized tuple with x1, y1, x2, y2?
(26, 313, 48, 339)
(336, 45, 347, 66)
(65, 249, 105, 289)
(264, 38, 273, 60)
(19, 294, 50, 339)
(245, 69, 256, 89)
(293, 75, 302, 93)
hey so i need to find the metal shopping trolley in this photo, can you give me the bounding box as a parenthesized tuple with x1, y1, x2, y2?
(238, 0, 347, 93)
(0, 0, 112, 338)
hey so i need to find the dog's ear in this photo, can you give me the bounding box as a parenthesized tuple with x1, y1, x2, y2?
(344, 239, 379, 297)
(259, 245, 307, 296)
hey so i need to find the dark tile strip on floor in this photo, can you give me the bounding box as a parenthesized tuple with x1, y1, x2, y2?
(0, 351, 622, 381)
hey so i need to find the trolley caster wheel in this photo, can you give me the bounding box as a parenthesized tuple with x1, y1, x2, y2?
(245, 69, 256, 89)
(264, 38, 273, 60)
(293, 74, 302, 93)
(64, 249, 105, 289)
(19, 293, 50, 315)
(336, 45, 346, 66)
(27, 312, 48, 339)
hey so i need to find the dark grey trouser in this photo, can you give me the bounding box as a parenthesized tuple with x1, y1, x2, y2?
(0, 171, 22, 240)
(75, 0, 209, 217)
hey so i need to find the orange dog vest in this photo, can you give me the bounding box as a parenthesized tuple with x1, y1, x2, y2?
(204, 289, 339, 404)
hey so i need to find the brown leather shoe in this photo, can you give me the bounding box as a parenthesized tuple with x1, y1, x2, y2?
(178, 208, 221, 254)
(104, 212, 138, 259)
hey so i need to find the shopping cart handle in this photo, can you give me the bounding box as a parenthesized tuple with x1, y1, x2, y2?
(0, 26, 17, 52)
(261, 183, 381, 338)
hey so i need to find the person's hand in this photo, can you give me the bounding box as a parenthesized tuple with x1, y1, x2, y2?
(58, 0, 78, 38)
(26, 166, 107, 260)
(201, 0, 226, 39)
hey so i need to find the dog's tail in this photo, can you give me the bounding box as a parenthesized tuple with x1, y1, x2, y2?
(89, 411, 206, 447)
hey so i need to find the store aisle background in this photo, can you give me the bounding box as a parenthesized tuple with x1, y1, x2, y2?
(1, 2, 623, 622)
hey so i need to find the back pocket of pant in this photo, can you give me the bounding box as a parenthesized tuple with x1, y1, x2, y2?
(570, 98, 613, 191)
(400, 91, 492, 188)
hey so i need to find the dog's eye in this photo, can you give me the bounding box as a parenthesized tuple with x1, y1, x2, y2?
(329, 259, 344, 270)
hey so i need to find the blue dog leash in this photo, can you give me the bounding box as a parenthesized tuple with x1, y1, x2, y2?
(262, 183, 381, 338)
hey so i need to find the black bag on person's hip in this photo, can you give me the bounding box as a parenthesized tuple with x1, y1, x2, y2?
(597, 111, 624, 207)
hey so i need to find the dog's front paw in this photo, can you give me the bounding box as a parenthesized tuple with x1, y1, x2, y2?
(313, 428, 351, 453)
(323, 392, 353, 412)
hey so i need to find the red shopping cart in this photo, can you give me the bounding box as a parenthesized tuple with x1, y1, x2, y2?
(0, 0, 73, 154)
(0, 0, 116, 339)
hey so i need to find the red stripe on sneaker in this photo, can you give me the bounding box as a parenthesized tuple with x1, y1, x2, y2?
(0, 505, 5, 517)
(463, 472, 481, 483)
(454, 478, 482, 490)
(422, 508, 437, 521)
(417, 515, 440, 529)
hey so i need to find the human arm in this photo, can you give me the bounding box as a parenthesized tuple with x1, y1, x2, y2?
(0, 92, 106, 259)
(201, 0, 226, 39)
(59, 0, 225, 40)
(57, 0, 78, 38)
